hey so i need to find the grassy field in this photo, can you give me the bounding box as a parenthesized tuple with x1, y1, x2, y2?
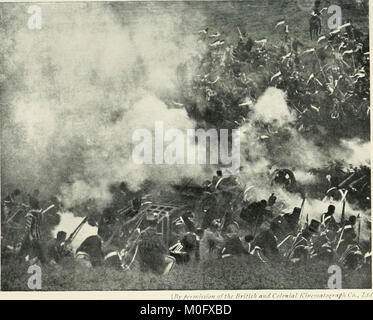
(2, 254, 371, 291)
(110, 0, 369, 45)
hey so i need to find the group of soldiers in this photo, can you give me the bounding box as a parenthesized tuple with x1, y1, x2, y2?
(1, 2, 371, 279)
(1, 166, 371, 278)
(190, 0, 369, 145)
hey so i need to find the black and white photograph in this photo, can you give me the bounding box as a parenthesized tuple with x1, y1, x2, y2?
(0, 0, 371, 293)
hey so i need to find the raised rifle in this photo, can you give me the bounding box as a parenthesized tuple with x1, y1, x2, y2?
(120, 213, 148, 270)
(340, 189, 348, 224)
(296, 196, 306, 233)
(65, 216, 88, 244)
(40, 204, 55, 215)
(237, 26, 243, 40)
(299, 197, 306, 221)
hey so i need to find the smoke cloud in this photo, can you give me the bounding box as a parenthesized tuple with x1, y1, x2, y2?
(1, 3, 208, 208)
(238, 87, 370, 239)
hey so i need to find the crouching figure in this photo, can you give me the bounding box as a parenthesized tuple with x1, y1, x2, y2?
(137, 212, 175, 275)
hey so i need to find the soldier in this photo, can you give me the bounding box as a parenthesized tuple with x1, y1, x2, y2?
(288, 228, 313, 264)
(2, 189, 22, 221)
(320, 205, 339, 232)
(172, 210, 196, 234)
(252, 221, 280, 260)
(124, 197, 143, 219)
(137, 212, 175, 275)
(104, 250, 123, 270)
(221, 232, 248, 258)
(170, 218, 187, 246)
(201, 193, 224, 229)
(17, 208, 46, 264)
(181, 232, 200, 263)
(311, 233, 334, 263)
(337, 215, 357, 242)
(240, 200, 271, 231)
(242, 234, 254, 254)
(336, 217, 359, 256)
(211, 170, 223, 188)
(97, 207, 117, 241)
(340, 244, 364, 270)
(181, 211, 197, 233)
(3, 189, 22, 205)
(170, 232, 200, 264)
(48, 231, 72, 264)
(283, 207, 302, 235)
(76, 235, 104, 268)
(199, 219, 225, 261)
(312, 0, 321, 16)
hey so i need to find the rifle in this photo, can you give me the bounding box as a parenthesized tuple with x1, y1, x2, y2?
(299, 197, 306, 218)
(335, 221, 346, 252)
(6, 208, 24, 224)
(237, 27, 243, 40)
(121, 229, 141, 270)
(296, 196, 306, 232)
(341, 191, 347, 224)
(338, 173, 357, 189)
(6, 203, 55, 224)
(66, 216, 88, 244)
(41, 204, 55, 215)
(120, 212, 148, 270)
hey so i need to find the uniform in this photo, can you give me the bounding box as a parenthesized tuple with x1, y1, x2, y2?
(200, 228, 224, 261)
(221, 234, 247, 257)
(181, 213, 196, 233)
(48, 239, 71, 263)
(19, 209, 46, 263)
(240, 201, 271, 229)
(320, 212, 339, 231)
(76, 235, 104, 267)
(138, 226, 169, 274)
(288, 232, 311, 263)
(2, 194, 18, 221)
(253, 229, 279, 259)
(169, 232, 200, 264)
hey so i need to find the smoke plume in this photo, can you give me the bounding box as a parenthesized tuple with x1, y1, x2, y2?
(1, 3, 208, 208)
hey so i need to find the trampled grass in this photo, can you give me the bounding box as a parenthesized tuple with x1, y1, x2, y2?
(2, 255, 371, 291)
